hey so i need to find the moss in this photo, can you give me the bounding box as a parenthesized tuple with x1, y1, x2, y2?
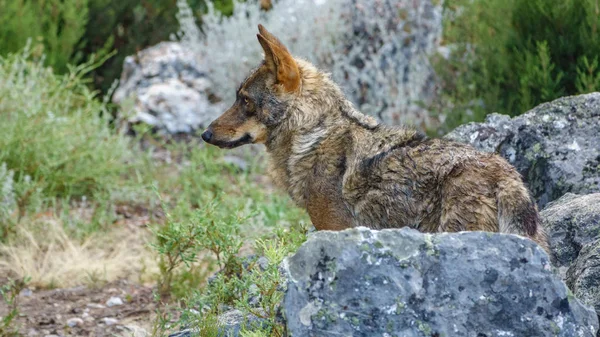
(417, 321, 432, 335)
(395, 298, 406, 314)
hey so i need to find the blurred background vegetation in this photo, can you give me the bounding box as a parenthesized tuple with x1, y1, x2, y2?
(435, 0, 600, 131)
(0, 0, 235, 93)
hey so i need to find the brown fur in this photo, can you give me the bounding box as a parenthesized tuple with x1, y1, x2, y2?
(202, 25, 549, 252)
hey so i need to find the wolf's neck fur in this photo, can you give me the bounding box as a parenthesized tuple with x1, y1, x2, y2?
(264, 60, 421, 207)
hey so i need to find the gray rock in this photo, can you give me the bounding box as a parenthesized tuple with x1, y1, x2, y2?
(66, 317, 83, 327)
(543, 194, 600, 336)
(541, 193, 600, 277)
(101, 317, 119, 326)
(86, 303, 105, 309)
(106, 296, 124, 307)
(112, 42, 225, 134)
(446, 93, 600, 208)
(567, 238, 600, 335)
(283, 227, 599, 337)
(120, 325, 149, 337)
(222, 155, 249, 172)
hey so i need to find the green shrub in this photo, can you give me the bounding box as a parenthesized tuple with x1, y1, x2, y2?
(175, 221, 308, 336)
(435, 0, 600, 132)
(0, 0, 89, 73)
(0, 49, 135, 204)
(151, 197, 246, 299)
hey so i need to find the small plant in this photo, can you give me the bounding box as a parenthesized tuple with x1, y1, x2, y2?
(0, 163, 16, 240)
(178, 221, 308, 336)
(0, 277, 29, 337)
(151, 193, 248, 299)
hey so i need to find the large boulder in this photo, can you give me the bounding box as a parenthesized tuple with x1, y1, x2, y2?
(541, 193, 600, 332)
(541, 193, 600, 277)
(446, 93, 600, 208)
(283, 227, 599, 337)
(567, 238, 600, 331)
(112, 42, 225, 134)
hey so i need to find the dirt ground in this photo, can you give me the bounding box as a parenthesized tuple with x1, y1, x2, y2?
(0, 279, 162, 337)
(0, 199, 166, 337)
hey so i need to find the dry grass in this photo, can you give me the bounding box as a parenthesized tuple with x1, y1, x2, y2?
(0, 214, 158, 289)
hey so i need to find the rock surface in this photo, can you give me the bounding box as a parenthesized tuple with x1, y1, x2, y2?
(105, 296, 124, 307)
(283, 227, 599, 337)
(541, 193, 600, 334)
(567, 238, 600, 331)
(541, 193, 600, 277)
(446, 93, 600, 208)
(112, 42, 225, 134)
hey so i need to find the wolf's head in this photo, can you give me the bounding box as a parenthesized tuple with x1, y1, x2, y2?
(201, 25, 302, 149)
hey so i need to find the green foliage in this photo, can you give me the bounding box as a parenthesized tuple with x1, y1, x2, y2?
(0, 277, 29, 336)
(435, 0, 600, 132)
(0, 0, 89, 73)
(0, 50, 136, 217)
(176, 222, 308, 336)
(146, 135, 309, 307)
(151, 196, 247, 299)
(147, 141, 309, 333)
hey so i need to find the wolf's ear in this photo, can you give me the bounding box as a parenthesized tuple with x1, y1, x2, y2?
(256, 25, 300, 93)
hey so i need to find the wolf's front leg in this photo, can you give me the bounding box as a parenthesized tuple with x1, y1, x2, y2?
(306, 182, 355, 231)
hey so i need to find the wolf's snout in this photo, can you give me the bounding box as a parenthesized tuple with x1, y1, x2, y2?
(201, 129, 213, 143)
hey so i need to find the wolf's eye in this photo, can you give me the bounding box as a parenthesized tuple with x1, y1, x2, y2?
(243, 98, 255, 116)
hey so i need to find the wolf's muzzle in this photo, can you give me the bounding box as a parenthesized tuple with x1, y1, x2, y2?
(201, 129, 213, 142)
(201, 129, 253, 149)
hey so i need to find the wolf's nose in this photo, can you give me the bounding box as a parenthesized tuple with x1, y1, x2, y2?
(201, 129, 213, 142)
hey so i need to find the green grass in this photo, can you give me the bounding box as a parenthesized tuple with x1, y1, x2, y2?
(0, 49, 135, 200)
(0, 49, 142, 238)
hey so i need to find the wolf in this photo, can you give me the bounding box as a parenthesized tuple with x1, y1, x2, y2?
(201, 25, 549, 252)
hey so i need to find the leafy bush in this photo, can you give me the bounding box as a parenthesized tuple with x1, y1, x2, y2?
(0, 0, 89, 73)
(172, 221, 308, 336)
(434, 0, 600, 131)
(152, 198, 246, 299)
(0, 49, 135, 204)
